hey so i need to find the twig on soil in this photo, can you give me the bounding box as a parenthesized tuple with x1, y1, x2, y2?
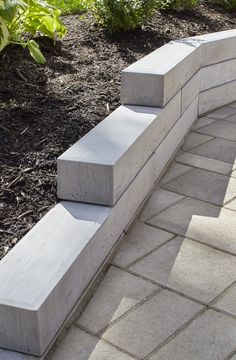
(18, 210, 33, 219)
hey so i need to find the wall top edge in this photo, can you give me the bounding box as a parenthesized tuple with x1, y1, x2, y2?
(0, 201, 110, 309)
(122, 29, 236, 76)
(58, 104, 163, 164)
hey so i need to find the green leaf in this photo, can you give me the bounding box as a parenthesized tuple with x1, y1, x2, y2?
(0, 15, 9, 51)
(0, 0, 27, 23)
(27, 39, 46, 64)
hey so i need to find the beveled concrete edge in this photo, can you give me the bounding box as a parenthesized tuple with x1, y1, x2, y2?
(1, 30, 236, 357)
(121, 29, 236, 108)
(58, 30, 236, 206)
(0, 96, 198, 357)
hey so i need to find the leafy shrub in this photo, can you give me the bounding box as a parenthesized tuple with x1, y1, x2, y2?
(218, 0, 236, 9)
(0, 0, 67, 64)
(94, 0, 157, 32)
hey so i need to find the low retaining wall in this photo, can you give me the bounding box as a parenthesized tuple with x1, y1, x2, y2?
(0, 29, 236, 357)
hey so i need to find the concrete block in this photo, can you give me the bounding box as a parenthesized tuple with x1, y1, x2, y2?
(181, 71, 200, 113)
(199, 29, 236, 66)
(201, 59, 236, 92)
(198, 79, 236, 115)
(121, 41, 200, 107)
(58, 94, 181, 205)
(121, 30, 236, 109)
(0, 202, 111, 355)
(154, 97, 198, 177)
(1, 112, 183, 355)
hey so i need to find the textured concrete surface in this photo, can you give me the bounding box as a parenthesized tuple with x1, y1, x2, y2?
(5, 103, 236, 360)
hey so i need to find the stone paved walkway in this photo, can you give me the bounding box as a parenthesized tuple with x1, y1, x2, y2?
(49, 102, 236, 360)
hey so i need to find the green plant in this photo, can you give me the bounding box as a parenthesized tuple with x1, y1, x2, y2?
(161, 0, 199, 10)
(218, 0, 236, 9)
(47, 0, 94, 15)
(94, 0, 157, 32)
(0, 0, 67, 64)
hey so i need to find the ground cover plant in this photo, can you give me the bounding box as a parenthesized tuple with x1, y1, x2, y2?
(0, 1, 236, 259)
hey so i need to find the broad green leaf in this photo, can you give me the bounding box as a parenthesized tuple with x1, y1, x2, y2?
(27, 39, 46, 64)
(0, 0, 27, 23)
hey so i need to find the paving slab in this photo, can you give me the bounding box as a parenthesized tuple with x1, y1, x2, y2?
(176, 151, 233, 175)
(50, 327, 133, 360)
(163, 168, 236, 206)
(192, 117, 217, 130)
(206, 105, 236, 119)
(160, 162, 193, 185)
(223, 113, 236, 123)
(130, 238, 236, 303)
(102, 289, 203, 358)
(113, 222, 173, 268)
(191, 137, 236, 163)
(146, 197, 220, 237)
(0, 350, 39, 360)
(150, 310, 236, 360)
(181, 132, 214, 151)
(146, 198, 236, 255)
(214, 284, 236, 316)
(77, 266, 158, 333)
(196, 120, 236, 141)
(139, 188, 185, 221)
(225, 198, 236, 211)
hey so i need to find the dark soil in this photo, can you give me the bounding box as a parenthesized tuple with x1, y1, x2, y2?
(0, 1, 235, 259)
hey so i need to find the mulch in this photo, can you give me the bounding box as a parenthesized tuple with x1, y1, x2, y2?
(0, 1, 235, 259)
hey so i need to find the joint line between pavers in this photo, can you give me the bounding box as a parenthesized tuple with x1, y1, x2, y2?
(159, 168, 196, 188)
(193, 129, 236, 144)
(188, 148, 236, 166)
(184, 134, 217, 152)
(174, 158, 234, 178)
(96, 288, 162, 336)
(143, 219, 236, 260)
(142, 307, 207, 360)
(140, 195, 188, 223)
(159, 183, 234, 208)
(74, 323, 140, 360)
(114, 264, 207, 307)
(114, 235, 177, 270)
(224, 195, 236, 206)
(224, 349, 236, 360)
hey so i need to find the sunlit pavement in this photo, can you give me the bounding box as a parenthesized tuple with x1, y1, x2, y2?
(50, 103, 236, 360)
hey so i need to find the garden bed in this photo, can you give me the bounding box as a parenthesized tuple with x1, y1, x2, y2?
(0, 1, 236, 260)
